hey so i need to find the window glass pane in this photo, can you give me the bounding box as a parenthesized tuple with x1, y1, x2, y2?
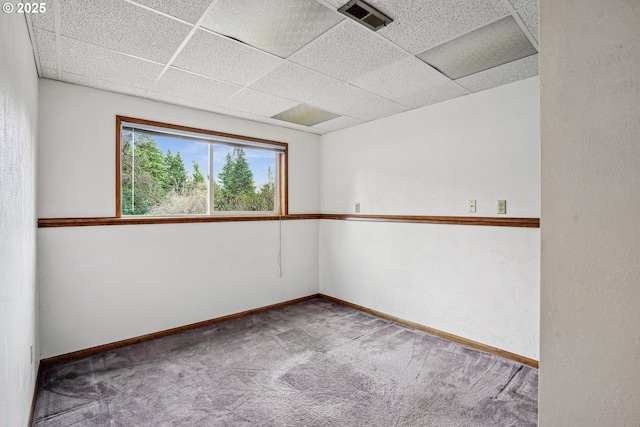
(213, 145, 277, 212)
(121, 130, 209, 216)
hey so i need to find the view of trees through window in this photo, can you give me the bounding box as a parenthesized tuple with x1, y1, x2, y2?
(120, 130, 277, 216)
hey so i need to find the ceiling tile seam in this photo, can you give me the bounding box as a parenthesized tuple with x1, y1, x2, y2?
(264, 118, 325, 134)
(143, 0, 220, 99)
(512, 12, 538, 50)
(348, 72, 458, 104)
(272, 59, 409, 112)
(286, 18, 410, 65)
(58, 34, 167, 67)
(452, 52, 538, 87)
(154, 64, 315, 119)
(61, 70, 152, 92)
(23, 13, 43, 78)
(313, 0, 339, 11)
(223, 82, 335, 119)
(52, 0, 63, 80)
(198, 27, 284, 63)
(514, 0, 536, 11)
(121, 0, 194, 26)
(449, 79, 473, 95)
(499, 0, 539, 50)
(146, 95, 268, 124)
(280, 15, 346, 60)
(164, 65, 244, 92)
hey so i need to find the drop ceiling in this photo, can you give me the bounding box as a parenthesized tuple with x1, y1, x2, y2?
(27, 0, 539, 135)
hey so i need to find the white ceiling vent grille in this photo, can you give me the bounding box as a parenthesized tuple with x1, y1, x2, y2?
(338, 0, 393, 32)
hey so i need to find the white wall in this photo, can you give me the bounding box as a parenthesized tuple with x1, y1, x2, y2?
(540, 1, 640, 425)
(38, 80, 320, 218)
(38, 81, 321, 358)
(320, 78, 540, 359)
(0, 13, 39, 427)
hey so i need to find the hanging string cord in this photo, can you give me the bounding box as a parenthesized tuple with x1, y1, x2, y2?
(278, 214, 283, 278)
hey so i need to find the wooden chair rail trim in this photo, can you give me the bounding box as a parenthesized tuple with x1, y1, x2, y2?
(37, 214, 321, 227)
(320, 294, 539, 369)
(38, 214, 539, 228)
(321, 214, 540, 228)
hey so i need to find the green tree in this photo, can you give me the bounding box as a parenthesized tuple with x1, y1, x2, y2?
(164, 149, 188, 192)
(192, 161, 205, 185)
(254, 166, 275, 211)
(121, 132, 167, 215)
(218, 148, 255, 198)
(216, 148, 256, 210)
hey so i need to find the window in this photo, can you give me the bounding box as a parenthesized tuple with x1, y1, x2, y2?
(116, 117, 287, 217)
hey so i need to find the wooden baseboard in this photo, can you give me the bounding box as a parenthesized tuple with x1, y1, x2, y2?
(41, 294, 321, 367)
(319, 294, 538, 369)
(40, 292, 537, 370)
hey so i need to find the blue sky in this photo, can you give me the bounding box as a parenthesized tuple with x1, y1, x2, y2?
(153, 135, 275, 186)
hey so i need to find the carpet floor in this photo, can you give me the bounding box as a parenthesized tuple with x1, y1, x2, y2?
(33, 297, 538, 426)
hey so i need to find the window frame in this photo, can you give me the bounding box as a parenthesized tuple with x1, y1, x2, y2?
(115, 116, 288, 218)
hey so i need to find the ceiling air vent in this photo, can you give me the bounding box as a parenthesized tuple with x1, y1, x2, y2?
(338, 0, 392, 32)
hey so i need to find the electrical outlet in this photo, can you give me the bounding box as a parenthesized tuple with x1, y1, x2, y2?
(355, 202, 361, 213)
(468, 200, 476, 213)
(497, 200, 507, 214)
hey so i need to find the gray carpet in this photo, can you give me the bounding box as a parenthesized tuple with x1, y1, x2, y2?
(33, 298, 538, 426)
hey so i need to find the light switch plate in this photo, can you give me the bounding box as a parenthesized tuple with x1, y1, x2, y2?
(468, 200, 476, 213)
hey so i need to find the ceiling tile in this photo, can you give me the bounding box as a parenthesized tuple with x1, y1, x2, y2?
(264, 117, 324, 134)
(518, 1, 539, 42)
(368, 0, 509, 54)
(41, 68, 58, 79)
(60, 37, 164, 89)
(219, 88, 298, 117)
(509, 0, 534, 10)
(147, 91, 223, 112)
(321, 0, 347, 8)
(249, 62, 342, 105)
(250, 61, 406, 121)
(416, 16, 537, 80)
(29, 8, 55, 31)
(312, 116, 364, 132)
(152, 68, 240, 105)
(172, 29, 282, 86)
(272, 104, 340, 126)
(394, 81, 470, 108)
(289, 19, 407, 82)
(130, 0, 213, 23)
(201, 0, 343, 58)
(34, 29, 57, 69)
(61, 72, 148, 97)
(455, 54, 538, 92)
(58, 0, 192, 63)
(307, 80, 408, 121)
(146, 91, 266, 121)
(351, 56, 450, 100)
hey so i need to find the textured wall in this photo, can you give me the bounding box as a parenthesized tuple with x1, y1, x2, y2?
(320, 77, 540, 359)
(0, 12, 39, 427)
(540, 0, 640, 425)
(37, 81, 321, 358)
